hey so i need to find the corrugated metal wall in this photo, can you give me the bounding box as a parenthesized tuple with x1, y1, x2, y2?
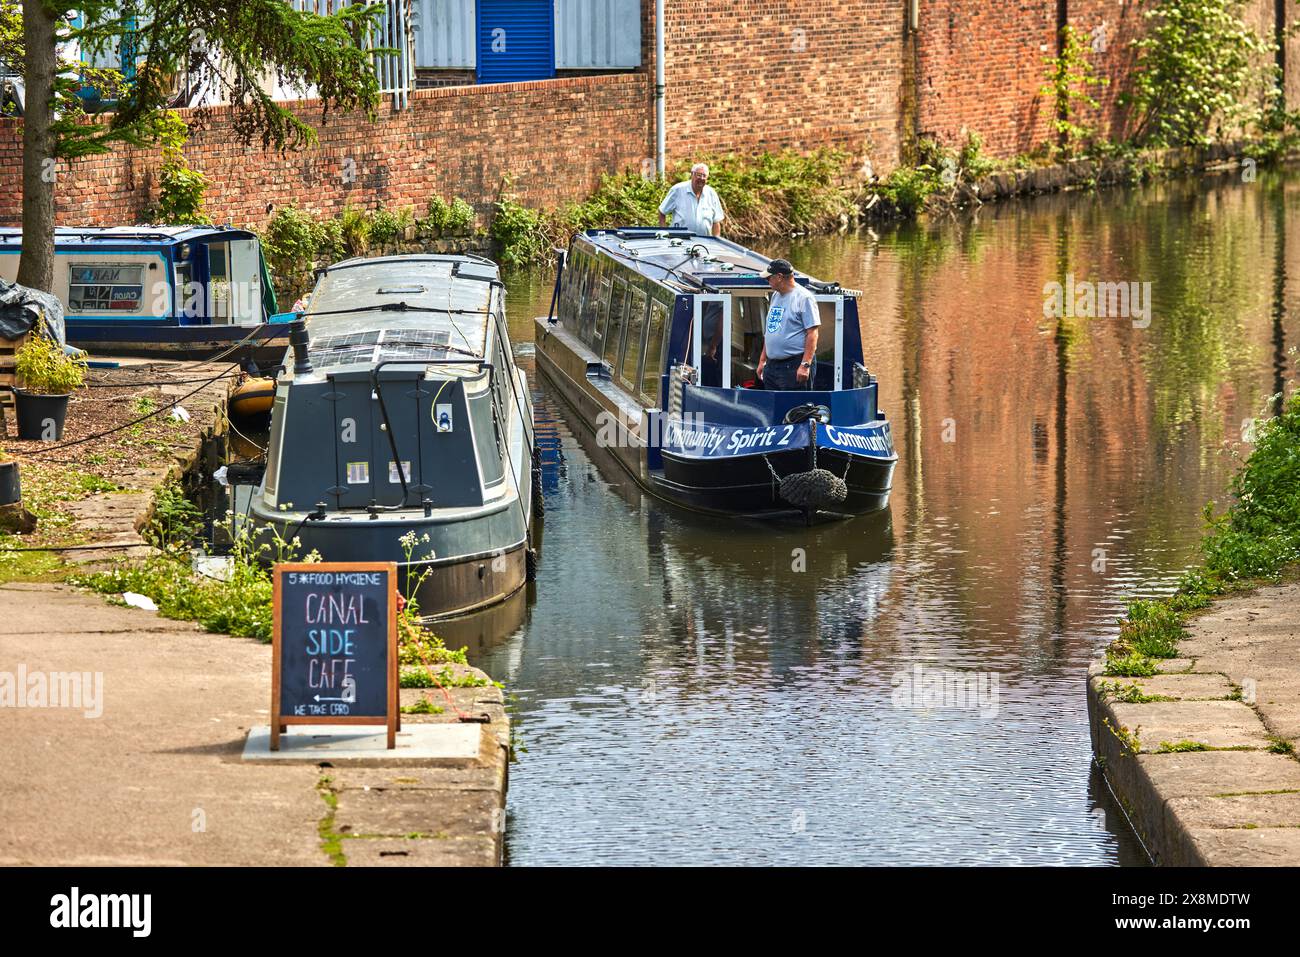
(555, 0, 641, 69)
(413, 0, 641, 71)
(476, 0, 555, 84)
(413, 0, 477, 68)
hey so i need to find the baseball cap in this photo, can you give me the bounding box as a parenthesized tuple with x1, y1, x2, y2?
(761, 259, 794, 278)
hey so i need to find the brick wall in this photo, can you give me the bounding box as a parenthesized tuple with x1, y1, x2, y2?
(0, 72, 651, 229)
(660, 1, 903, 170)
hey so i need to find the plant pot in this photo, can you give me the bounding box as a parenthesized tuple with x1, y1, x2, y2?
(0, 460, 19, 506)
(14, 389, 71, 441)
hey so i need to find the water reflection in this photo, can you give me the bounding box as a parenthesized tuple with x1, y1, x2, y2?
(484, 170, 1298, 865)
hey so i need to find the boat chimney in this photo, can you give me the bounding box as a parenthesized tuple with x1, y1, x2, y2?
(289, 319, 313, 376)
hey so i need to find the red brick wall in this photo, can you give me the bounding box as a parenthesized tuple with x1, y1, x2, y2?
(913, 1, 1058, 156)
(660, 1, 903, 170)
(0, 72, 652, 229)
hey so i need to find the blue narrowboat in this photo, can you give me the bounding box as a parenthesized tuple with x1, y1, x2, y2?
(534, 228, 897, 521)
(0, 225, 291, 355)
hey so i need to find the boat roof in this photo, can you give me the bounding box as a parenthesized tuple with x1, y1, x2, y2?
(575, 228, 854, 294)
(301, 255, 499, 372)
(0, 225, 258, 247)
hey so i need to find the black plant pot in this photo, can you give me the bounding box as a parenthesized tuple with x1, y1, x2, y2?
(0, 460, 19, 506)
(14, 389, 71, 441)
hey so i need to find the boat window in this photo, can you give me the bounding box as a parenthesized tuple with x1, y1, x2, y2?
(621, 285, 648, 389)
(469, 384, 505, 488)
(602, 276, 628, 368)
(563, 249, 586, 322)
(68, 263, 145, 314)
(589, 275, 611, 353)
(731, 295, 768, 386)
(639, 298, 671, 406)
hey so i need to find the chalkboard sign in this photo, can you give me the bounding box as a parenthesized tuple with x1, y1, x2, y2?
(272, 562, 398, 750)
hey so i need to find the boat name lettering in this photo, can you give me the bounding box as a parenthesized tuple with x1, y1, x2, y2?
(821, 424, 893, 453)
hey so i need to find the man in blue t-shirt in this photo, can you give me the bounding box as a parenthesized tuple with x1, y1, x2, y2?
(757, 259, 819, 390)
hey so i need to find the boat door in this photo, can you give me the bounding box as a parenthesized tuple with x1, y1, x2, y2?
(204, 240, 231, 323)
(691, 294, 732, 388)
(813, 294, 845, 390)
(228, 238, 263, 323)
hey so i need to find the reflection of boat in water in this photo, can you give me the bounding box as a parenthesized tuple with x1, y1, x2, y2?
(246, 254, 537, 619)
(535, 228, 897, 523)
(556, 392, 896, 650)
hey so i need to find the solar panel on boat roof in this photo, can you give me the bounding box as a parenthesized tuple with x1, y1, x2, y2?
(381, 329, 451, 347)
(313, 330, 381, 351)
(311, 345, 377, 368)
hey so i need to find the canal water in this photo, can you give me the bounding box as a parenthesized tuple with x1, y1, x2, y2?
(476, 170, 1299, 866)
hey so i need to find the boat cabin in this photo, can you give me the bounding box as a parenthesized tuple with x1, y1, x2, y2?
(552, 228, 876, 429)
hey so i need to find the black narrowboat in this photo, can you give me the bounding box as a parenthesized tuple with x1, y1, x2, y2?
(534, 228, 896, 521)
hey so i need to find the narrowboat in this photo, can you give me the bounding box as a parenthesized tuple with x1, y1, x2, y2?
(0, 226, 292, 356)
(534, 228, 896, 521)
(246, 254, 537, 620)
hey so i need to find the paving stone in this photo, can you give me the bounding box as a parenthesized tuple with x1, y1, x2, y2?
(341, 835, 497, 867)
(1186, 827, 1300, 867)
(1109, 700, 1271, 752)
(1168, 792, 1300, 830)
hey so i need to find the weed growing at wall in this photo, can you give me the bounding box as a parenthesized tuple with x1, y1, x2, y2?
(145, 111, 211, 226)
(1042, 24, 1109, 159)
(1124, 0, 1276, 148)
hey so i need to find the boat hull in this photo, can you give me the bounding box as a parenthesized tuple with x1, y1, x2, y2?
(68, 322, 291, 361)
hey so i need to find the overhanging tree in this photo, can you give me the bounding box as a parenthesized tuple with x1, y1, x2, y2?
(13, 0, 386, 293)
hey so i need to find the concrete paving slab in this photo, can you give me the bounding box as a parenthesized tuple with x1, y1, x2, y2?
(332, 786, 500, 839)
(340, 835, 497, 867)
(1186, 827, 1300, 866)
(1109, 700, 1272, 751)
(1168, 792, 1300, 830)
(1119, 674, 1235, 700)
(1136, 751, 1300, 799)
(243, 724, 483, 764)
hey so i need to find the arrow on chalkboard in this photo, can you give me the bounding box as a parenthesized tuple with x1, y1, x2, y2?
(314, 694, 347, 702)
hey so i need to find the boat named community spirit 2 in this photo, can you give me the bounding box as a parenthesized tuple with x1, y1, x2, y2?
(535, 228, 896, 522)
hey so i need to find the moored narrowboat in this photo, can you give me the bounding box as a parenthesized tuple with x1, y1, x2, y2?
(0, 225, 292, 356)
(534, 228, 896, 521)
(246, 254, 537, 619)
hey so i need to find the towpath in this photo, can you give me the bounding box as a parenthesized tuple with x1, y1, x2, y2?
(1089, 578, 1300, 865)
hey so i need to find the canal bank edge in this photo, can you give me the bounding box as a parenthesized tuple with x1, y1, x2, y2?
(1086, 577, 1300, 866)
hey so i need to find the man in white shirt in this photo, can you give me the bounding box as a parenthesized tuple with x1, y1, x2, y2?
(658, 163, 725, 237)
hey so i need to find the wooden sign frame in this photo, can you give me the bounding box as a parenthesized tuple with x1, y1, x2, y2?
(272, 561, 399, 751)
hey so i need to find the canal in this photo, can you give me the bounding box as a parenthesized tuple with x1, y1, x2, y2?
(477, 169, 1299, 865)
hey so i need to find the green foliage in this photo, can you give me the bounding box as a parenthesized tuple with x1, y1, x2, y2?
(48, 0, 386, 160)
(146, 111, 210, 225)
(445, 197, 475, 234)
(1041, 24, 1109, 159)
(1156, 740, 1209, 753)
(490, 148, 858, 266)
(77, 511, 311, 641)
(957, 131, 998, 180)
(877, 165, 942, 216)
(1096, 680, 1172, 704)
(339, 204, 371, 256)
(15, 320, 88, 395)
(369, 207, 413, 247)
(1103, 649, 1160, 677)
(1123, 0, 1273, 148)
(261, 205, 322, 303)
(145, 481, 202, 550)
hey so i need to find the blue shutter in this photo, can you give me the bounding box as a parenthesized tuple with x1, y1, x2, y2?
(476, 0, 556, 83)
